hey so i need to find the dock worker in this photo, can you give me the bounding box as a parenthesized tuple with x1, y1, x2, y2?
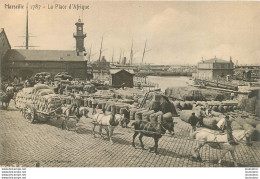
(217, 115, 238, 145)
(188, 112, 200, 136)
(92, 97, 97, 115)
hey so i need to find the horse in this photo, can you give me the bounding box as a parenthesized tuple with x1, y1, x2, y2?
(0, 92, 12, 109)
(61, 103, 89, 130)
(92, 113, 123, 144)
(131, 114, 175, 154)
(191, 128, 252, 166)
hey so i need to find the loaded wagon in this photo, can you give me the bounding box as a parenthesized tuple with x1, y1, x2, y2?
(15, 84, 62, 123)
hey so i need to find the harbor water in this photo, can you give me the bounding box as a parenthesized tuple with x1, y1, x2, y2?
(147, 76, 191, 92)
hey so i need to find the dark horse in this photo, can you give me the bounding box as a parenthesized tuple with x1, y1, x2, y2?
(0, 92, 12, 109)
(132, 114, 174, 154)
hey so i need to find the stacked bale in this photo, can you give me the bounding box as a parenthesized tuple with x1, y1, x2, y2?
(202, 117, 219, 130)
(105, 101, 115, 112)
(163, 112, 173, 122)
(135, 109, 149, 121)
(255, 124, 260, 141)
(231, 120, 243, 130)
(130, 108, 137, 120)
(142, 110, 155, 121)
(115, 103, 129, 114)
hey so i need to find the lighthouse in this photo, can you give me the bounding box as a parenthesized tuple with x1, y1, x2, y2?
(73, 18, 86, 54)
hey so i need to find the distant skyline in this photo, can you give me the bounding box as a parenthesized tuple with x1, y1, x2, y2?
(1, 1, 259, 65)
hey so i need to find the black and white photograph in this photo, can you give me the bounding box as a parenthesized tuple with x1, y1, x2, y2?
(0, 0, 259, 178)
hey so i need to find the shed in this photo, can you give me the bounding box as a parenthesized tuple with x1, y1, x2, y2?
(110, 69, 135, 88)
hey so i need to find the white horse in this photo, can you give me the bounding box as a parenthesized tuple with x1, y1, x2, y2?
(191, 128, 252, 167)
(92, 113, 123, 144)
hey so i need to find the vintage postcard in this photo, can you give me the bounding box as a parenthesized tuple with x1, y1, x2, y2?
(0, 0, 259, 174)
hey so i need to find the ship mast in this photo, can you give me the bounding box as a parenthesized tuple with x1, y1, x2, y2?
(130, 39, 133, 65)
(26, 3, 29, 49)
(141, 40, 151, 64)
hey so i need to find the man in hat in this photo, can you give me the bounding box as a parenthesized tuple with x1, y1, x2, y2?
(217, 115, 238, 145)
(188, 112, 200, 136)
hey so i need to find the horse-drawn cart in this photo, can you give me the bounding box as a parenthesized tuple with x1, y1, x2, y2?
(15, 84, 62, 123)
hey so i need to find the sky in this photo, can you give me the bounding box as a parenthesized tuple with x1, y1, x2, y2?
(1, 1, 259, 65)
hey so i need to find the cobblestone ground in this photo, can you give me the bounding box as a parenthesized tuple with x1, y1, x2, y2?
(0, 101, 259, 167)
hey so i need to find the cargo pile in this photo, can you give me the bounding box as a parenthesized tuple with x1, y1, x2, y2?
(15, 84, 62, 114)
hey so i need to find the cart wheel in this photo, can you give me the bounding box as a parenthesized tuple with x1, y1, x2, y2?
(24, 106, 36, 123)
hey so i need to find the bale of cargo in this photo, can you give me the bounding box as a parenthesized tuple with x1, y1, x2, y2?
(235, 117, 247, 126)
(66, 97, 71, 104)
(120, 108, 127, 115)
(175, 102, 181, 109)
(187, 102, 193, 109)
(125, 94, 134, 100)
(163, 112, 173, 122)
(179, 102, 185, 109)
(211, 111, 224, 118)
(150, 113, 157, 123)
(203, 117, 218, 129)
(97, 101, 103, 109)
(130, 108, 137, 120)
(115, 104, 123, 114)
(255, 124, 260, 141)
(242, 123, 257, 141)
(228, 106, 234, 112)
(122, 99, 134, 104)
(218, 105, 224, 113)
(88, 100, 92, 108)
(223, 106, 228, 113)
(149, 101, 160, 112)
(231, 120, 243, 130)
(179, 110, 202, 123)
(244, 118, 260, 127)
(212, 105, 218, 112)
(142, 110, 155, 121)
(111, 105, 116, 114)
(135, 109, 149, 121)
(83, 99, 88, 107)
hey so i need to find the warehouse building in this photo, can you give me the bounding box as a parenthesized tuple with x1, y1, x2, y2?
(195, 57, 234, 80)
(1, 19, 92, 81)
(110, 69, 135, 88)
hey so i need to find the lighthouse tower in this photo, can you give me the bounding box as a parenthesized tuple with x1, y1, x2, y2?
(73, 18, 86, 54)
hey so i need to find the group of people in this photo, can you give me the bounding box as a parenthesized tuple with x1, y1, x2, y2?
(188, 110, 238, 145)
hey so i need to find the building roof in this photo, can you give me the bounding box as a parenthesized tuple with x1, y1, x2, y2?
(0, 28, 11, 48)
(199, 57, 232, 64)
(110, 69, 135, 75)
(4, 49, 86, 62)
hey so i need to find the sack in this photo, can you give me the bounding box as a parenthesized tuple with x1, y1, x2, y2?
(216, 118, 226, 129)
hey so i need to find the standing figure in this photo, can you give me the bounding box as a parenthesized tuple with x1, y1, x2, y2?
(188, 112, 199, 136)
(92, 97, 97, 115)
